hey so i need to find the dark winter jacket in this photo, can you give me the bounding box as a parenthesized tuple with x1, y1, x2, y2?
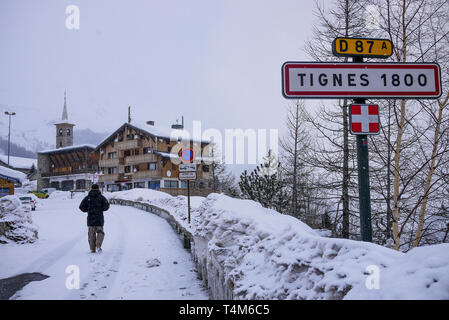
(79, 190, 110, 226)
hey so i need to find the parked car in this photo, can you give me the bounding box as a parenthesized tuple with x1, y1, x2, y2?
(29, 190, 49, 199)
(19, 196, 36, 211)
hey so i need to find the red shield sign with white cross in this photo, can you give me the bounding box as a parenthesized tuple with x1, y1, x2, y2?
(349, 104, 380, 135)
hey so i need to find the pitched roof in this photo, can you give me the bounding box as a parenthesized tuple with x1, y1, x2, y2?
(0, 155, 37, 170)
(96, 122, 209, 150)
(0, 165, 26, 183)
(38, 144, 96, 154)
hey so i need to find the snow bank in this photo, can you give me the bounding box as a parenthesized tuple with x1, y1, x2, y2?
(191, 194, 449, 299)
(79, 190, 449, 299)
(106, 188, 172, 202)
(0, 195, 38, 244)
(48, 191, 87, 201)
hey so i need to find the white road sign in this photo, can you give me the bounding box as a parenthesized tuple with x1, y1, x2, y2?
(179, 171, 197, 180)
(282, 62, 441, 99)
(179, 163, 197, 172)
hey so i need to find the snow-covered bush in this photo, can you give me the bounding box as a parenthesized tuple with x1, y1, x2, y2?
(0, 195, 38, 244)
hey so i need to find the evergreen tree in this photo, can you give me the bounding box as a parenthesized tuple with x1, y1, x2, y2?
(239, 150, 289, 213)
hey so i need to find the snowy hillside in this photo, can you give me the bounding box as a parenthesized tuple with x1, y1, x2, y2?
(108, 189, 449, 300)
(0, 105, 107, 154)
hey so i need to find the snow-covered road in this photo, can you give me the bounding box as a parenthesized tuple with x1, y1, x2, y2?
(0, 195, 208, 300)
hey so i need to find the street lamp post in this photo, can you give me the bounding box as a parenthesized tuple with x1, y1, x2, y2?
(4, 111, 16, 166)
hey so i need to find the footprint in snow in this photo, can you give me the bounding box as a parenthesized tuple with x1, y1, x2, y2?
(146, 258, 161, 268)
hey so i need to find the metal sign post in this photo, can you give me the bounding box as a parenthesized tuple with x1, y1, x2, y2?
(187, 180, 191, 224)
(353, 55, 372, 241)
(179, 161, 197, 224)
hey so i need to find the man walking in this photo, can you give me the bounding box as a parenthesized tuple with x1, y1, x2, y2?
(79, 184, 110, 253)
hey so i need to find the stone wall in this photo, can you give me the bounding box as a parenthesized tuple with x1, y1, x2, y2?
(109, 198, 232, 299)
(37, 153, 51, 190)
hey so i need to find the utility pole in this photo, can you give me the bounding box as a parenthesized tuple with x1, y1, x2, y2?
(4, 111, 16, 166)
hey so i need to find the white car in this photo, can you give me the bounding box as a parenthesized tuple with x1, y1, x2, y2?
(19, 196, 36, 211)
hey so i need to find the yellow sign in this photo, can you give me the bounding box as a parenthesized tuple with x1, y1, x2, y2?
(332, 37, 393, 58)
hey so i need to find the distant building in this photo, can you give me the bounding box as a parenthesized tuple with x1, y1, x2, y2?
(96, 120, 213, 196)
(36, 92, 99, 191)
(0, 166, 26, 197)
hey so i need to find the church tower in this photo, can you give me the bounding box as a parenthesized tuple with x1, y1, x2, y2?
(55, 91, 75, 148)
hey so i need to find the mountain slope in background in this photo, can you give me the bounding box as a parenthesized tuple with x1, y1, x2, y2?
(0, 128, 108, 158)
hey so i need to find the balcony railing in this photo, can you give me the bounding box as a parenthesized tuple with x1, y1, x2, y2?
(99, 157, 124, 167)
(132, 170, 161, 180)
(116, 139, 141, 150)
(125, 154, 157, 165)
(41, 169, 95, 177)
(99, 174, 119, 182)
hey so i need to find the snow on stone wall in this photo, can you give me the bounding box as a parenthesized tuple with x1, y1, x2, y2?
(0, 195, 38, 244)
(108, 190, 449, 299)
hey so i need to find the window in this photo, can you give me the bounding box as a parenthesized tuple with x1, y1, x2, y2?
(148, 163, 157, 170)
(124, 166, 131, 173)
(133, 165, 139, 172)
(134, 149, 140, 155)
(108, 152, 117, 159)
(124, 150, 131, 157)
(66, 128, 71, 136)
(164, 180, 178, 188)
(108, 167, 117, 174)
(134, 182, 145, 188)
(180, 181, 188, 189)
(107, 184, 120, 192)
(148, 181, 160, 189)
(59, 128, 63, 136)
(143, 147, 152, 154)
(202, 165, 210, 172)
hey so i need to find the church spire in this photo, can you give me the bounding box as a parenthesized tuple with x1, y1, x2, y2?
(61, 90, 68, 121)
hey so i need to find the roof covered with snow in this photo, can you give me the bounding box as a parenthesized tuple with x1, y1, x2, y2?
(38, 144, 96, 154)
(0, 165, 27, 183)
(0, 155, 37, 170)
(96, 122, 210, 150)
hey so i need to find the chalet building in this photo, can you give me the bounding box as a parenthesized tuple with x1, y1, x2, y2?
(96, 121, 213, 196)
(36, 93, 99, 191)
(0, 166, 26, 197)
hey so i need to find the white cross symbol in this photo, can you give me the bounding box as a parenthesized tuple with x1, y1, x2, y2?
(352, 106, 379, 132)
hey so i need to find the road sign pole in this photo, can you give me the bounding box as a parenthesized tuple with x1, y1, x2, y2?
(187, 180, 191, 224)
(353, 56, 372, 242)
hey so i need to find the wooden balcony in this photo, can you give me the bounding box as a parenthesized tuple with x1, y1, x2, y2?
(125, 154, 158, 165)
(116, 139, 141, 150)
(132, 170, 161, 180)
(99, 174, 119, 182)
(99, 157, 124, 167)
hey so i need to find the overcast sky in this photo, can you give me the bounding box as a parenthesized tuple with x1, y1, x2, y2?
(0, 0, 323, 172)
